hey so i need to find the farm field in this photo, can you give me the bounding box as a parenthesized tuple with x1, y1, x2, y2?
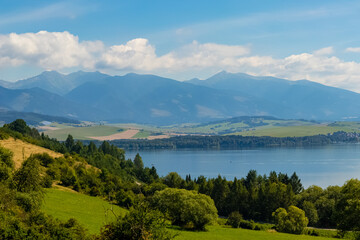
(43, 125, 124, 141)
(231, 125, 350, 137)
(42, 188, 127, 234)
(40, 120, 360, 141)
(170, 226, 333, 240)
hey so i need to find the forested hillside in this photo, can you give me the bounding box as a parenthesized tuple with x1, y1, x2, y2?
(1, 119, 360, 239)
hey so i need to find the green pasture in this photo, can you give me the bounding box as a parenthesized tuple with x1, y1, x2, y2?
(171, 226, 333, 240)
(42, 188, 127, 234)
(231, 124, 358, 137)
(44, 125, 123, 140)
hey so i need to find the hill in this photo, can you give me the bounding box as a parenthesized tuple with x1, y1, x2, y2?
(0, 137, 62, 169)
(42, 188, 127, 234)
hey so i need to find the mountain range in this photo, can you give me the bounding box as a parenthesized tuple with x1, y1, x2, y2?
(1, 70, 360, 124)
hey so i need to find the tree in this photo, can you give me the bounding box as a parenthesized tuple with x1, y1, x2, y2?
(336, 179, 360, 237)
(153, 188, 218, 230)
(133, 153, 144, 170)
(163, 172, 183, 188)
(13, 156, 43, 193)
(302, 201, 319, 226)
(0, 146, 14, 181)
(99, 201, 174, 240)
(272, 206, 308, 234)
(65, 134, 75, 151)
(289, 172, 303, 194)
(5, 119, 30, 135)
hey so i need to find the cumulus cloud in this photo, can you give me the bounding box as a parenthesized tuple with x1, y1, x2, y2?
(0, 31, 103, 69)
(2, 31, 360, 92)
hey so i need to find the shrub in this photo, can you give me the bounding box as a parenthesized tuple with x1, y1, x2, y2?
(240, 220, 255, 230)
(99, 201, 174, 240)
(226, 211, 243, 228)
(272, 206, 308, 234)
(152, 188, 218, 230)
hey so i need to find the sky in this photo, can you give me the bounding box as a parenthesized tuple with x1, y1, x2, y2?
(1, 0, 360, 91)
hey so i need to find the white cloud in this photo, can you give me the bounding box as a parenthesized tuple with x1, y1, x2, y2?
(313, 46, 334, 55)
(346, 47, 360, 53)
(0, 31, 103, 69)
(2, 31, 360, 92)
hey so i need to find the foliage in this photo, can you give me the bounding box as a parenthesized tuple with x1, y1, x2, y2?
(153, 188, 218, 230)
(111, 131, 359, 150)
(99, 201, 174, 240)
(226, 211, 243, 228)
(336, 179, 360, 236)
(272, 206, 308, 234)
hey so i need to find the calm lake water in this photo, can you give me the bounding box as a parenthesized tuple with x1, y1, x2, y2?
(126, 144, 360, 188)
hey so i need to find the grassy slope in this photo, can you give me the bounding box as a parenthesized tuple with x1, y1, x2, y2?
(0, 137, 62, 169)
(42, 188, 127, 234)
(44, 125, 123, 141)
(171, 226, 333, 240)
(132, 130, 152, 139)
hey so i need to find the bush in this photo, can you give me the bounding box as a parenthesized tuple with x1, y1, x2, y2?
(240, 220, 255, 230)
(153, 188, 218, 230)
(226, 211, 243, 228)
(99, 201, 174, 240)
(272, 206, 309, 234)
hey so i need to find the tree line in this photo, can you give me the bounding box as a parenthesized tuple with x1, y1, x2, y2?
(105, 131, 360, 150)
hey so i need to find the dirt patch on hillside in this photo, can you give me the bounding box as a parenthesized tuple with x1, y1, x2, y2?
(52, 183, 79, 193)
(88, 129, 140, 141)
(0, 138, 63, 169)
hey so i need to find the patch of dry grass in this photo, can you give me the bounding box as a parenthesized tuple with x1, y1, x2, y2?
(0, 137, 62, 169)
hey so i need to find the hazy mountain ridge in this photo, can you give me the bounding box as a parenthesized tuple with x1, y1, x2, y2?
(0, 109, 80, 125)
(1, 70, 360, 124)
(0, 70, 109, 95)
(0, 86, 105, 121)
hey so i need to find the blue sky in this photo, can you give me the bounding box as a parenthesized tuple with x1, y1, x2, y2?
(1, 0, 360, 91)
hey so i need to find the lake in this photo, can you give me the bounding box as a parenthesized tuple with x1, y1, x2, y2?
(126, 143, 360, 188)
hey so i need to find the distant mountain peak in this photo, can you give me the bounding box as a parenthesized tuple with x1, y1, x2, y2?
(40, 70, 63, 76)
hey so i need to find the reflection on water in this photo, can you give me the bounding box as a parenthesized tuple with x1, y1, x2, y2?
(126, 144, 360, 188)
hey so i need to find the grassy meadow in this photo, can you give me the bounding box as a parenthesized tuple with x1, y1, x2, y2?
(43, 125, 124, 141)
(42, 188, 127, 234)
(170, 226, 334, 240)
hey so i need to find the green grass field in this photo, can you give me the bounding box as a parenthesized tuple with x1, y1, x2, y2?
(42, 188, 127, 234)
(231, 124, 358, 137)
(44, 125, 124, 141)
(132, 130, 152, 138)
(170, 226, 333, 240)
